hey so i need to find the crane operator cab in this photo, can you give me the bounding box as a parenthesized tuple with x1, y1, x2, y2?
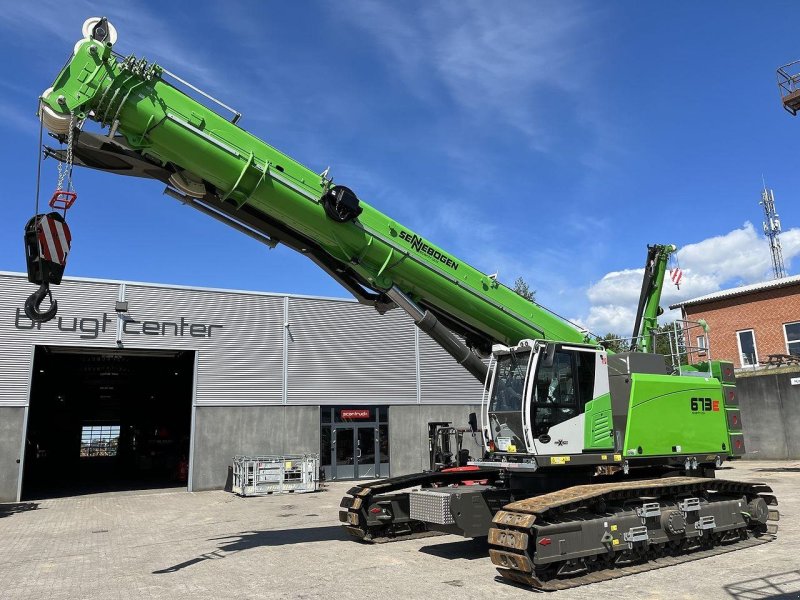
(479, 339, 614, 465)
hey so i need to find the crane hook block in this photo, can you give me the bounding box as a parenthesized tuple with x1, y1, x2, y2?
(23, 212, 72, 323)
(24, 283, 58, 323)
(321, 185, 362, 223)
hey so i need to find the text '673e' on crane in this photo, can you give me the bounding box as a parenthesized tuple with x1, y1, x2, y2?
(26, 17, 778, 591)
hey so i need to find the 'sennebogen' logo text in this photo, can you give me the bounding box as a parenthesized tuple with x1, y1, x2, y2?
(398, 230, 459, 271)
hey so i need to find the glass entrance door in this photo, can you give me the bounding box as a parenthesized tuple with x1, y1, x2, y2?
(321, 406, 389, 481)
(334, 428, 355, 480)
(356, 427, 378, 479)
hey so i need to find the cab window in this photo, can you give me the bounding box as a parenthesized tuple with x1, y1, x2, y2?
(532, 349, 595, 435)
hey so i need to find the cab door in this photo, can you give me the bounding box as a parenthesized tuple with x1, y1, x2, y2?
(529, 347, 596, 455)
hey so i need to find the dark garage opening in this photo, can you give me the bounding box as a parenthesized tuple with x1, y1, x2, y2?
(22, 346, 194, 499)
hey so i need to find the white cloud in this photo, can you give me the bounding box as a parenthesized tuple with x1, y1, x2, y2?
(579, 223, 800, 336)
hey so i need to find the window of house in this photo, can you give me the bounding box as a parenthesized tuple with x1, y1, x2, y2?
(736, 330, 758, 367)
(784, 322, 800, 356)
(80, 425, 120, 458)
(696, 335, 707, 349)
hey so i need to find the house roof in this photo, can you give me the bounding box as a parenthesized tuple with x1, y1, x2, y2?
(669, 274, 800, 310)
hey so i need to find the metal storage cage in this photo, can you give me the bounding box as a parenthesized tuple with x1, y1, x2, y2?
(232, 454, 320, 496)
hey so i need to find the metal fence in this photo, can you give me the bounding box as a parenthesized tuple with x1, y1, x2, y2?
(231, 454, 320, 496)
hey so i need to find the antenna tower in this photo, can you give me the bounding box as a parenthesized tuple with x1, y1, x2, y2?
(760, 186, 787, 279)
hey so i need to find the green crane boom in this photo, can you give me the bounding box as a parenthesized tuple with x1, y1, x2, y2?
(37, 28, 586, 373)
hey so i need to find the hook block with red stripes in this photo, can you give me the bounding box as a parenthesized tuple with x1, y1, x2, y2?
(23, 212, 72, 286)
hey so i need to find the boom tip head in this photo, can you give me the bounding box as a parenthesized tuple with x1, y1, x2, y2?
(81, 17, 117, 46)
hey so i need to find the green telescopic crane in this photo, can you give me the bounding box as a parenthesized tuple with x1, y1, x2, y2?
(25, 20, 778, 590)
(34, 18, 589, 381)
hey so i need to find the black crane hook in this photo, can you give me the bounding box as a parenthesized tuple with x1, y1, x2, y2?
(24, 282, 58, 323)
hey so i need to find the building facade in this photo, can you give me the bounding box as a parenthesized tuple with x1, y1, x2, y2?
(0, 272, 486, 502)
(670, 275, 800, 369)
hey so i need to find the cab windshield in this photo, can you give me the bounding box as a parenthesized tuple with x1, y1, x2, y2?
(489, 351, 530, 412)
(487, 350, 529, 451)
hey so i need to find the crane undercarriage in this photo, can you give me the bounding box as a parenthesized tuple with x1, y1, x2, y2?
(340, 467, 778, 590)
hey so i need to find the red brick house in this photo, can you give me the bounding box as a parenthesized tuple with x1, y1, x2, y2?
(669, 275, 800, 369)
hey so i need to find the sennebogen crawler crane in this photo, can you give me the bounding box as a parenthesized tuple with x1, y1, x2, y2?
(29, 17, 778, 591)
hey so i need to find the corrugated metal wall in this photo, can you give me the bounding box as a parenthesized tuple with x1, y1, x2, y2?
(124, 284, 285, 405)
(0, 274, 119, 406)
(0, 272, 482, 407)
(286, 297, 417, 405)
(418, 331, 487, 404)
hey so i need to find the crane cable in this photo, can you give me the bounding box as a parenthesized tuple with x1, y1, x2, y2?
(26, 102, 76, 322)
(33, 100, 43, 221)
(32, 101, 44, 280)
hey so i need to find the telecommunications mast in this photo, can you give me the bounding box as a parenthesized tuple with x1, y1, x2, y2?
(760, 186, 787, 279)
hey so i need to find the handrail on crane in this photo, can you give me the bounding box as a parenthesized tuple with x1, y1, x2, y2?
(777, 59, 800, 115)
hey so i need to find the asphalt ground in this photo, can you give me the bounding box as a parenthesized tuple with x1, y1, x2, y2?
(0, 460, 798, 600)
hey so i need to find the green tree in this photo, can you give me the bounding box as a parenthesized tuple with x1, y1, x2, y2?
(651, 322, 688, 365)
(599, 333, 628, 353)
(513, 277, 535, 302)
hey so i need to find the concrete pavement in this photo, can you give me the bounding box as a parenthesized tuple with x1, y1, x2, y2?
(0, 461, 798, 599)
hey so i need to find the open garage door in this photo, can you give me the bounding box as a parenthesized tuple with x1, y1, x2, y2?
(22, 346, 194, 499)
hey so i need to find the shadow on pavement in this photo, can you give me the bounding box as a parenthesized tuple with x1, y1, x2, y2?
(419, 537, 488, 561)
(24, 482, 184, 500)
(754, 468, 800, 473)
(153, 525, 349, 573)
(724, 569, 800, 599)
(0, 502, 39, 518)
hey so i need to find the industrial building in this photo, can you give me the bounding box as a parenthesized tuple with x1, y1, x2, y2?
(0, 272, 485, 503)
(670, 274, 800, 369)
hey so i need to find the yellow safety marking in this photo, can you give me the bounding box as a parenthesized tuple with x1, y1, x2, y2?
(613, 454, 622, 461)
(550, 456, 571, 465)
(601, 454, 608, 460)
(610, 524, 618, 531)
(612, 538, 620, 546)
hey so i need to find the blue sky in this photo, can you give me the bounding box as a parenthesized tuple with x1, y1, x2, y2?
(2, 1, 800, 336)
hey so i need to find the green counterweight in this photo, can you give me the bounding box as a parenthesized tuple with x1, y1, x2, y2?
(41, 36, 586, 349)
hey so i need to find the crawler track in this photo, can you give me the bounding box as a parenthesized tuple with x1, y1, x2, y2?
(488, 477, 779, 591)
(339, 468, 501, 543)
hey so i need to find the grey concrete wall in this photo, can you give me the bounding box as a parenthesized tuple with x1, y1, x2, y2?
(389, 404, 483, 476)
(0, 407, 25, 502)
(191, 405, 319, 490)
(737, 369, 800, 459)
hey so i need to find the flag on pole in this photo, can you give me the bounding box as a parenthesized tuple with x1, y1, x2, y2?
(670, 267, 683, 289)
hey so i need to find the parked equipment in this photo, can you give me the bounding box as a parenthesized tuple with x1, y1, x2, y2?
(428, 421, 473, 471)
(232, 455, 320, 496)
(34, 18, 778, 590)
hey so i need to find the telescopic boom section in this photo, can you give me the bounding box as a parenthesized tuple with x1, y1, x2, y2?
(630, 244, 675, 353)
(39, 27, 587, 365)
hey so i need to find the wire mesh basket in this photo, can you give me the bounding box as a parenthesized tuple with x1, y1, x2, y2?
(232, 454, 320, 496)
